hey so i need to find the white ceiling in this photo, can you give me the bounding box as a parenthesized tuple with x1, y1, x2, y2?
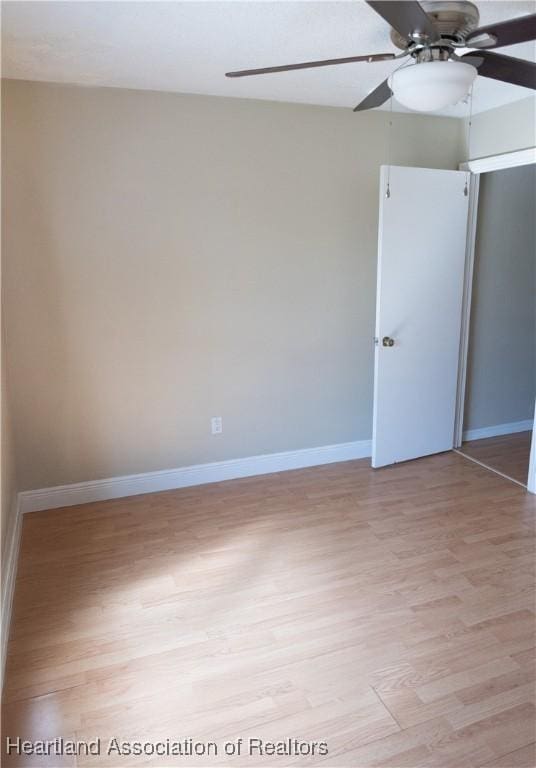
(2, 1, 535, 116)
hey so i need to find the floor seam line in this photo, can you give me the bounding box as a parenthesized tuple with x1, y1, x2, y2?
(371, 685, 403, 731)
(454, 449, 527, 489)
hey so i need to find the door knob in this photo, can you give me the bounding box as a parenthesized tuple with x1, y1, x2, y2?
(382, 336, 395, 347)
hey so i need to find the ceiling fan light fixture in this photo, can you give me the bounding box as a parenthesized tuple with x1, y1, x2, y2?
(389, 60, 478, 112)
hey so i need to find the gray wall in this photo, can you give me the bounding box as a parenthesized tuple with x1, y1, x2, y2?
(3, 80, 464, 491)
(464, 164, 536, 432)
(462, 96, 536, 161)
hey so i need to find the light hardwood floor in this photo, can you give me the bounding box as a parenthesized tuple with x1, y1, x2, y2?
(2, 452, 535, 767)
(461, 431, 533, 486)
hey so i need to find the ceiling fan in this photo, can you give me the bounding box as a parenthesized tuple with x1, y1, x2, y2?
(225, 1, 536, 112)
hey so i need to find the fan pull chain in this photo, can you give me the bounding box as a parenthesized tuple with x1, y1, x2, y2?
(464, 85, 474, 197)
(384, 60, 409, 199)
(386, 82, 394, 199)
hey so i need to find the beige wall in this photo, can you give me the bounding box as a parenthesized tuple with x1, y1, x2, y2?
(464, 164, 536, 432)
(1, 342, 17, 560)
(3, 80, 463, 491)
(461, 96, 536, 161)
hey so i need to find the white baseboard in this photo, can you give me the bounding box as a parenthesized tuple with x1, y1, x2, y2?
(19, 439, 372, 515)
(463, 419, 533, 443)
(1, 495, 22, 690)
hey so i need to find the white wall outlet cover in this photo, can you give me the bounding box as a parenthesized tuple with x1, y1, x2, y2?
(211, 417, 223, 435)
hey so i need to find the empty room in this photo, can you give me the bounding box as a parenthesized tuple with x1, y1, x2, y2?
(1, 2, 535, 767)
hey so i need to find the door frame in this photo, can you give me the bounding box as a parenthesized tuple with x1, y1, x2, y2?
(454, 146, 536, 493)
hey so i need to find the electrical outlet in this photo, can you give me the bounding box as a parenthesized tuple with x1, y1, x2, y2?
(211, 416, 222, 435)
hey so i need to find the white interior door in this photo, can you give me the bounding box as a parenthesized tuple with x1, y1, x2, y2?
(372, 165, 469, 468)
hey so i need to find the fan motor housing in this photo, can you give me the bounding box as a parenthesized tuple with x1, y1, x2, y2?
(390, 1, 480, 50)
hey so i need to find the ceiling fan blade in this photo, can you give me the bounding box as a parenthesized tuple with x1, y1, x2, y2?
(466, 13, 536, 49)
(226, 52, 395, 78)
(462, 51, 536, 90)
(366, 1, 439, 43)
(354, 79, 392, 112)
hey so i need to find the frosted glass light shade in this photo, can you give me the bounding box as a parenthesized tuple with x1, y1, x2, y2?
(389, 61, 477, 112)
